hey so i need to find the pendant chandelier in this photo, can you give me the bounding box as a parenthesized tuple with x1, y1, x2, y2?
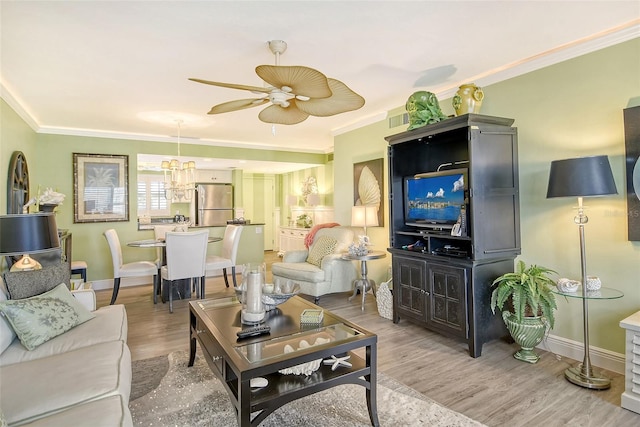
(161, 120, 196, 201)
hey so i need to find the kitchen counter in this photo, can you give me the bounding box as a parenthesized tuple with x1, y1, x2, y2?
(138, 221, 263, 231)
(138, 214, 264, 230)
(137, 217, 188, 230)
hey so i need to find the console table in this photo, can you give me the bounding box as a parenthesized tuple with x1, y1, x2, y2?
(554, 286, 623, 389)
(277, 226, 309, 256)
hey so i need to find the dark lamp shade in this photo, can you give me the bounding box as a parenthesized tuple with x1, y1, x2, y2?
(546, 155, 618, 198)
(0, 213, 60, 256)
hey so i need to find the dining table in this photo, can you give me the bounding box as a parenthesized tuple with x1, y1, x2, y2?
(127, 236, 223, 301)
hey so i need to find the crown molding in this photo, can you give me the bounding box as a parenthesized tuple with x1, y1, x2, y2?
(0, 82, 40, 131)
(37, 125, 329, 155)
(436, 19, 640, 101)
(331, 111, 389, 137)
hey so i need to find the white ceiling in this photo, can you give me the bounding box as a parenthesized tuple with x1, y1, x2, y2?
(1, 1, 638, 172)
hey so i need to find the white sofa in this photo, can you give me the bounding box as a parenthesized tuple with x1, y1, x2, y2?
(0, 279, 133, 426)
(272, 226, 359, 304)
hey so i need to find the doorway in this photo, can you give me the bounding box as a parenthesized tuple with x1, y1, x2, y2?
(242, 174, 276, 251)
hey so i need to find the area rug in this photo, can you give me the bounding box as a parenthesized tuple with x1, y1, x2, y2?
(130, 350, 484, 426)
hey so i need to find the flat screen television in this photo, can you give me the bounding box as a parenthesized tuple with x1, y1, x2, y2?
(404, 168, 468, 230)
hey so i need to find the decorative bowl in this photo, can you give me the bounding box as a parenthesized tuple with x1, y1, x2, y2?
(557, 278, 580, 293)
(235, 283, 300, 310)
(262, 284, 300, 311)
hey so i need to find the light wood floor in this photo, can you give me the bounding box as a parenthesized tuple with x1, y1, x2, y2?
(96, 252, 640, 426)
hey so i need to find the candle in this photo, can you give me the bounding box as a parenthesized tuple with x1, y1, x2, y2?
(246, 272, 262, 313)
(241, 264, 266, 324)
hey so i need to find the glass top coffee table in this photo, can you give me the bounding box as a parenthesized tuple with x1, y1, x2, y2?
(189, 295, 379, 426)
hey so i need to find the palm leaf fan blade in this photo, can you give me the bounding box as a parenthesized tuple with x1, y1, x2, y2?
(256, 65, 332, 99)
(258, 102, 309, 125)
(208, 98, 269, 114)
(296, 78, 365, 117)
(189, 78, 272, 93)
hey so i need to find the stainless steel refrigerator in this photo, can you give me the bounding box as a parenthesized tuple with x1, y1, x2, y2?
(195, 183, 234, 226)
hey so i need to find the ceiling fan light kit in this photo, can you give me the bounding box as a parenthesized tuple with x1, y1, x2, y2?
(190, 40, 364, 125)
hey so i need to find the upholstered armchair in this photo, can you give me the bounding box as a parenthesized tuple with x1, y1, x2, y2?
(271, 226, 358, 304)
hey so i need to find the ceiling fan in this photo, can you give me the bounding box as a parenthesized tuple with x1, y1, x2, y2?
(189, 40, 365, 125)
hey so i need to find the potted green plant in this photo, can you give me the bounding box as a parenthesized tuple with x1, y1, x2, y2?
(490, 260, 558, 363)
(296, 214, 313, 228)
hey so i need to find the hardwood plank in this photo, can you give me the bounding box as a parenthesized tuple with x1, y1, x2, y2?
(96, 251, 640, 426)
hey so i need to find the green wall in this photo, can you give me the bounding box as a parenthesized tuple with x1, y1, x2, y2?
(0, 122, 327, 281)
(334, 38, 640, 354)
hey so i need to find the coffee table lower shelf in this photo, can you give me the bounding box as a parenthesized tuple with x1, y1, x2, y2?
(229, 352, 369, 420)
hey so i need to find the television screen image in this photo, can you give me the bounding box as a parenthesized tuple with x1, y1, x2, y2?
(404, 169, 467, 228)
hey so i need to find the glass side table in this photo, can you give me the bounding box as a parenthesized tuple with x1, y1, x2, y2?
(553, 285, 624, 389)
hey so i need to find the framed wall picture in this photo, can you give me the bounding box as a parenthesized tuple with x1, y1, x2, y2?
(353, 158, 384, 226)
(624, 106, 640, 241)
(73, 153, 129, 223)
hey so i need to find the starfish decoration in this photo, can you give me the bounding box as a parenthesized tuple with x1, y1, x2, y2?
(323, 355, 352, 371)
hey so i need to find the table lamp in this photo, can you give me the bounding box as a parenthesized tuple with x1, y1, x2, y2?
(351, 205, 379, 243)
(306, 193, 320, 207)
(0, 213, 60, 271)
(546, 155, 618, 389)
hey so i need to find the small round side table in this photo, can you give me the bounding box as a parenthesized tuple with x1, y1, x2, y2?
(342, 250, 387, 311)
(553, 285, 624, 389)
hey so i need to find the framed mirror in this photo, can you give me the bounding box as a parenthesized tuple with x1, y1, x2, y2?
(6, 151, 30, 214)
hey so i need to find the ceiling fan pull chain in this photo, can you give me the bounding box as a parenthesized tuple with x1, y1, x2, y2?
(176, 119, 183, 157)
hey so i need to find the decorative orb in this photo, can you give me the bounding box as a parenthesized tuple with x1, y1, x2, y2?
(586, 276, 602, 291)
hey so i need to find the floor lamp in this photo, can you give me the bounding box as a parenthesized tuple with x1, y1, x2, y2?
(0, 213, 60, 271)
(546, 155, 618, 389)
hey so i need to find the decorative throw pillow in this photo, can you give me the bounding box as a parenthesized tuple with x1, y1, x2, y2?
(306, 236, 338, 267)
(3, 262, 70, 300)
(0, 283, 95, 350)
(0, 288, 17, 353)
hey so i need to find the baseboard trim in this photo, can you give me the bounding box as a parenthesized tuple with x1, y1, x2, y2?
(537, 333, 625, 374)
(90, 271, 230, 292)
(90, 277, 150, 291)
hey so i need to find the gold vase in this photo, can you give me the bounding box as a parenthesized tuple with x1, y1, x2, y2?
(452, 83, 484, 116)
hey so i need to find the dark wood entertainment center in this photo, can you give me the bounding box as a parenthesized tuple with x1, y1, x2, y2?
(386, 114, 521, 357)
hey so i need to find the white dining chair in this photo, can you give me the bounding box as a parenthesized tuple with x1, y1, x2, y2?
(103, 228, 158, 305)
(205, 225, 244, 288)
(153, 224, 176, 294)
(161, 230, 209, 313)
